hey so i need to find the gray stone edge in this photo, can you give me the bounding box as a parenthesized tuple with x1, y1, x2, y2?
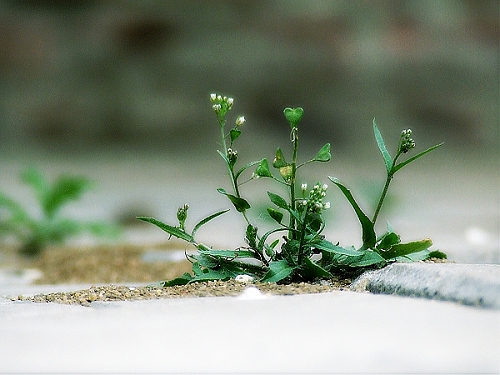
(351, 263, 500, 309)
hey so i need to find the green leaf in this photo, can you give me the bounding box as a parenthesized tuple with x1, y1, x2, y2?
(137, 216, 194, 243)
(21, 168, 49, 200)
(381, 238, 433, 260)
(161, 272, 193, 286)
(43, 176, 91, 218)
(283, 107, 304, 128)
(373, 119, 393, 173)
(300, 257, 331, 280)
(392, 143, 443, 174)
(235, 160, 261, 180)
(230, 128, 241, 143)
(428, 250, 447, 259)
(192, 209, 229, 237)
(267, 208, 284, 224)
(272, 148, 288, 168)
(313, 239, 364, 256)
(267, 191, 288, 210)
(217, 188, 251, 212)
(328, 177, 376, 249)
(313, 143, 331, 162)
(261, 259, 295, 283)
(351, 251, 386, 267)
(198, 249, 255, 259)
(376, 231, 401, 250)
(255, 158, 272, 178)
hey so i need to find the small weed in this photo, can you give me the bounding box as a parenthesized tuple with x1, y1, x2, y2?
(0, 168, 119, 256)
(138, 94, 445, 285)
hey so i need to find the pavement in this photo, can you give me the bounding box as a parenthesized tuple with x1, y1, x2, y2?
(1, 262, 499, 374)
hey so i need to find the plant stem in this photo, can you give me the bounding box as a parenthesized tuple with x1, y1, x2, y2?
(372, 151, 402, 225)
(289, 127, 299, 240)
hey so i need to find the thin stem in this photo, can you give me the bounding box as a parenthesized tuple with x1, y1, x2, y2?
(372, 151, 403, 225)
(289, 127, 299, 240)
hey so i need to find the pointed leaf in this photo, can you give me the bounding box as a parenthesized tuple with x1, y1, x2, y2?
(392, 143, 443, 174)
(261, 259, 294, 283)
(328, 177, 376, 249)
(267, 208, 284, 224)
(255, 158, 272, 178)
(351, 251, 385, 267)
(217, 188, 251, 212)
(137, 216, 194, 243)
(300, 257, 331, 280)
(381, 238, 433, 260)
(192, 209, 229, 237)
(313, 143, 331, 162)
(373, 119, 393, 173)
(313, 239, 364, 256)
(267, 191, 289, 210)
(272, 148, 288, 168)
(161, 272, 193, 286)
(230, 128, 241, 143)
(235, 160, 261, 180)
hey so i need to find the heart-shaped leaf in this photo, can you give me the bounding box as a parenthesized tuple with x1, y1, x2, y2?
(283, 107, 304, 128)
(273, 148, 288, 168)
(255, 158, 272, 178)
(267, 207, 284, 224)
(313, 143, 331, 162)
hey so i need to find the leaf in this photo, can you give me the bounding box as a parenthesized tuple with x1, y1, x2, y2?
(313, 239, 364, 256)
(255, 158, 272, 178)
(217, 188, 251, 212)
(381, 238, 433, 260)
(192, 209, 229, 237)
(230, 128, 241, 143)
(267, 208, 283, 224)
(283, 107, 304, 128)
(272, 148, 288, 168)
(21, 168, 49, 200)
(300, 257, 331, 280)
(136, 216, 194, 243)
(43, 176, 91, 218)
(376, 231, 401, 250)
(350, 251, 385, 267)
(261, 259, 295, 283)
(198, 249, 255, 259)
(428, 250, 447, 259)
(372, 119, 393, 173)
(267, 191, 288, 210)
(328, 177, 376, 249)
(313, 143, 331, 162)
(392, 143, 443, 174)
(161, 272, 193, 286)
(235, 160, 261, 180)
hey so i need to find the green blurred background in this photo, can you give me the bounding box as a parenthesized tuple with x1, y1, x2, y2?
(0, 1, 498, 263)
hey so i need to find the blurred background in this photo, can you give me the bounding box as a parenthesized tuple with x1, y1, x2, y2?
(0, 0, 498, 263)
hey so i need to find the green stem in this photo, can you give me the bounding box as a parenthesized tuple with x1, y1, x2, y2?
(372, 151, 402, 225)
(289, 127, 299, 240)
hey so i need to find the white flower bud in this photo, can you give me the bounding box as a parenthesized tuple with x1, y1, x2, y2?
(235, 116, 245, 126)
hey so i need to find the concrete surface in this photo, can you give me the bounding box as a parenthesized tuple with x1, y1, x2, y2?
(1, 263, 499, 374)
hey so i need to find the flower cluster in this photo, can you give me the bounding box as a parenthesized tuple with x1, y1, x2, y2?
(300, 183, 330, 213)
(210, 93, 233, 117)
(398, 129, 416, 154)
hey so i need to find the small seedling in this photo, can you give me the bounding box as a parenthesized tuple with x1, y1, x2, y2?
(139, 94, 445, 285)
(0, 167, 119, 256)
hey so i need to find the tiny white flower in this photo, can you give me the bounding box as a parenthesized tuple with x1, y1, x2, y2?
(217, 95, 222, 101)
(301, 183, 308, 191)
(235, 116, 245, 126)
(210, 93, 217, 102)
(322, 183, 328, 190)
(212, 103, 221, 112)
(324, 202, 331, 209)
(227, 97, 234, 106)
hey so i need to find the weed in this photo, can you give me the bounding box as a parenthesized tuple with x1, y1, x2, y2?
(0, 168, 119, 256)
(138, 94, 445, 285)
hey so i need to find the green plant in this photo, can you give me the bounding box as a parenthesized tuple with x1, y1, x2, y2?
(0, 168, 119, 256)
(138, 94, 445, 285)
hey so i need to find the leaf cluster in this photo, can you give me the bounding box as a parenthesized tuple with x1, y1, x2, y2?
(0, 168, 119, 256)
